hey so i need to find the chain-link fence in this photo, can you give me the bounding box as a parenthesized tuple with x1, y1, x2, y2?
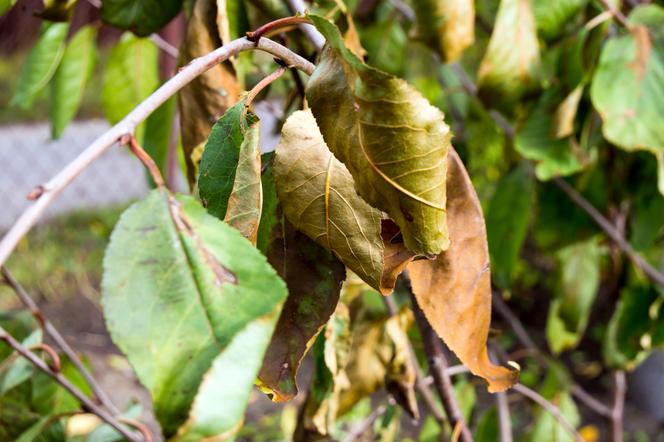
(0, 120, 150, 231)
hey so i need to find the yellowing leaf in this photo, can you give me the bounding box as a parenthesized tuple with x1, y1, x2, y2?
(274, 110, 416, 295)
(478, 0, 541, 106)
(258, 221, 346, 402)
(413, 0, 475, 62)
(408, 149, 519, 393)
(306, 15, 451, 256)
(224, 111, 262, 243)
(179, 0, 240, 185)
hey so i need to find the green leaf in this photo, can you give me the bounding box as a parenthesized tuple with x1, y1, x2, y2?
(258, 221, 346, 402)
(486, 165, 534, 288)
(515, 90, 596, 180)
(474, 407, 498, 442)
(591, 4, 664, 193)
(101, 33, 159, 133)
(101, 0, 183, 37)
(102, 189, 287, 436)
(528, 391, 579, 442)
(630, 171, 664, 251)
(31, 357, 92, 415)
(306, 15, 451, 256)
(142, 96, 177, 186)
(533, 0, 587, 40)
(358, 6, 408, 76)
(604, 284, 663, 369)
(0, 329, 42, 395)
(413, 0, 475, 62)
(198, 100, 254, 220)
(14, 415, 61, 442)
(546, 237, 602, 354)
(11, 22, 68, 110)
(477, 0, 541, 107)
(0, 0, 17, 16)
(273, 110, 414, 295)
(50, 25, 97, 139)
(87, 403, 142, 442)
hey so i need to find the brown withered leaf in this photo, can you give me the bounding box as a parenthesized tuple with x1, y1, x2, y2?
(257, 220, 346, 402)
(413, 0, 475, 62)
(179, 0, 240, 186)
(274, 110, 416, 295)
(306, 15, 451, 256)
(408, 149, 519, 393)
(223, 114, 262, 243)
(338, 307, 419, 419)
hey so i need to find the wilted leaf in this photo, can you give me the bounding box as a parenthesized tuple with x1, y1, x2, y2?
(552, 85, 583, 139)
(408, 149, 519, 393)
(102, 190, 287, 436)
(11, 22, 68, 110)
(179, 0, 240, 185)
(486, 165, 534, 288)
(604, 283, 663, 369)
(533, 0, 587, 40)
(50, 25, 97, 139)
(516, 90, 596, 180)
(101, 33, 159, 134)
(546, 237, 602, 354)
(37, 0, 77, 21)
(306, 15, 451, 256)
(258, 221, 346, 402)
(413, 0, 475, 62)
(477, 0, 541, 106)
(273, 110, 415, 294)
(590, 4, 664, 194)
(257, 153, 280, 254)
(339, 308, 419, 419)
(101, 0, 183, 37)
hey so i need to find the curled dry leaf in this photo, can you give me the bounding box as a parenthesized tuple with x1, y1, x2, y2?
(306, 15, 451, 256)
(408, 149, 519, 393)
(274, 110, 416, 295)
(477, 0, 541, 107)
(413, 0, 475, 62)
(258, 220, 346, 402)
(179, 0, 240, 186)
(223, 112, 262, 244)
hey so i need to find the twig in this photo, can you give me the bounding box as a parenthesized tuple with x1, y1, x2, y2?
(610, 371, 626, 442)
(0, 36, 314, 268)
(496, 392, 513, 442)
(512, 384, 584, 442)
(286, 0, 326, 50)
(410, 293, 473, 442)
(491, 292, 613, 418)
(247, 16, 313, 41)
(597, 0, 631, 27)
(341, 404, 387, 442)
(1, 267, 121, 415)
(126, 136, 165, 187)
(553, 178, 664, 288)
(0, 326, 141, 442)
(382, 296, 447, 427)
(245, 65, 287, 107)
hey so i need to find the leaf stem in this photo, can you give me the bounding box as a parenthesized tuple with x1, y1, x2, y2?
(245, 65, 287, 109)
(0, 325, 142, 441)
(1, 267, 122, 415)
(126, 135, 166, 188)
(246, 16, 314, 42)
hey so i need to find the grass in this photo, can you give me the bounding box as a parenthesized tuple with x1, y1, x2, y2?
(0, 205, 127, 309)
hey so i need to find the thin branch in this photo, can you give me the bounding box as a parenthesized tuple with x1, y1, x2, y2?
(512, 384, 585, 442)
(126, 136, 165, 187)
(597, 0, 631, 27)
(492, 292, 613, 418)
(496, 391, 513, 442)
(553, 178, 664, 288)
(285, 0, 326, 50)
(341, 404, 387, 442)
(0, 36, 314, 269)
(245, 65, 287, 107)
(247, 16, 313, 41)
(0, 326, 141, 442)
(610, 371, 626, 442)
(410, 293, 473, 442)
(1, 267, 121, 415)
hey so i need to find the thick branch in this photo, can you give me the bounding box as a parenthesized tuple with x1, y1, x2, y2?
(410, 293, 473, 442)
(1, 267, 120, 415)
(0, 37, 314, 268)
(0, 326, 141, 441)
(553, 178, 664, 288)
